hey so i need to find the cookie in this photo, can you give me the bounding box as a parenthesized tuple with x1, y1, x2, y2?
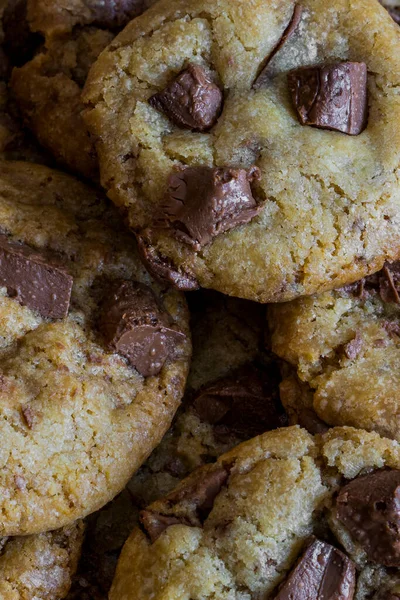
(83, 0, 400, 302)
(110, 426, 400, 600)
(10, 0, 157, 179)
(0, 522, 84, 600)
(269, 262, 400, 441)
(26, 0, 156, 38)
(65, 290, 286, 599)
(0, 160, 190, 537)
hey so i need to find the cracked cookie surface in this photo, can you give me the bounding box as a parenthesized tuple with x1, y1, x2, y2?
(269, 263, 400, 441)
(0, 160, 191, 537)
(83, 0, 400, 302)
(110, 426, 400, 600)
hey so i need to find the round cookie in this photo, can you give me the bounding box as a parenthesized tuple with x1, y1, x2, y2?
(0, 522, 84, 600)
(65, 290, 286, 599)
(110, 426, 400, 600)
(0, 160, 191, 537)
(83, 0, 400, 302)
(269, 262, 400, 441)
(11, 0, 158, 179)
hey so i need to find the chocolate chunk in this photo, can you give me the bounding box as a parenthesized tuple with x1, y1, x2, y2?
(193, 366, 287, 439)
(90, 0, 149, 29)
(343, 332, 363, 360)
(379, 263, 400, 303)
(136, 233, 200, 291)
(3, 0, 42, 67)
(0, 235, 73, 318)
(167, 465, 230, 517)
(159, 166, 261, 250)
(340, 262, 400, 304)
(336, 468, 400, 566)
(288, 62, 368, 135)
(254, 4, 303, 88)
(273, 538, 356, 600)
(139, 511, 187, 544)
(140, 465, 230, 543)
(99, 279, 185, 377)
(149, 64, 223, 132)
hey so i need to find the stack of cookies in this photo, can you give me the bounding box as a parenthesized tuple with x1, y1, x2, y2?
(1, 0, 400, 598)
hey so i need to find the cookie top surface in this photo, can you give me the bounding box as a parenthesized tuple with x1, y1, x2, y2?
(269, 262, 400, 441)
(0, 160, 191, 537)
(110, 426, 400, 600)
(65, 290, 286, 599)
(83, 0, 400, 302)
(0, 522, 84, 600)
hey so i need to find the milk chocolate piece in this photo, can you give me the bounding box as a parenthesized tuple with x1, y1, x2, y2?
(288, 62, 368, 135)
(193, 366, 287, 439)
(336, 469, 400, 566)
(139, 512, 186, 544)
(160, 166, 261, 250)
(254, 4, 303, 88)
(341, 261, 400, 304)
(273, 538, 356, 600)
(140, 465, 230, 543)
(343, 332, 363, 360)
(136, 233, 200, 291)
(99, 279, 185, 377)
(0, 235, 72, 318)
(149, 64, 223, 131)
(91, 0, 148, 29)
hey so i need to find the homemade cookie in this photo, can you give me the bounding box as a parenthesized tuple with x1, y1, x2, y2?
(269, 262, 400, 441)
(83, 0, 400, 302)
(0, 522, 84, 600)
(11, 0, 157, 179)
(110, 426, 400, 600)
(0, 160, 190, 537)
(65, 290, 286, 599)
(381, 0, 400, 23)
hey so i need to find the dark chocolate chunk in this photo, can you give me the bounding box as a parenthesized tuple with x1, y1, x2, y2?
(3, 0, 42, 67)
(0, 235, 72, 318)
(99, 279, 185, 377)
(149, 64, 223, 132)
(136, 233, 200, 291)
(254, 4, 303, 88)
(139, 511, 187, 544)
(288, 62, 368, 135)
(336, 468, 400, 567)
(140, 465, 230, 543)
(193, 365, 287, 439)
(273, 538, 356, 600)
(91, 0, 149, 29)
(159, 166, 261, 250)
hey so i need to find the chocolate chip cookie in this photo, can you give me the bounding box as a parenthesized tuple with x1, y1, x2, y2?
(0, 522, 84, 600)
(269, 262, 400, 441)
(83, 0, 400, 302)
(65, 290, 286, 599)
(0, 160, 190, 537)
(110, 426, 400, 600)
(10, 0, 157, 179)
